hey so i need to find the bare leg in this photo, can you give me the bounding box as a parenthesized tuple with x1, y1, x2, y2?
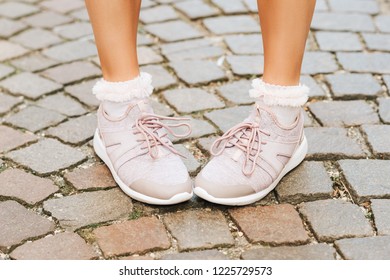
(85, 0, 141, 82)
(257, 0, 316, 85)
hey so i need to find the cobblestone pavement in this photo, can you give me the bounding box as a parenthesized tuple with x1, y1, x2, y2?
(1, 0, 390, 260)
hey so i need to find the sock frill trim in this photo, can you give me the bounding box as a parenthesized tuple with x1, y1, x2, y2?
(92, 72, 154, 102)
(249, 78, 309, 107)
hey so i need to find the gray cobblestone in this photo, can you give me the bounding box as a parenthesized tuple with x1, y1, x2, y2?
(226, 55, 263, 76)
(10, 54, 58, 72)
(205, 106, 252, 133)
(302, 52, 338, 75)
(36, 93, 87, 117)
(326, 73, 382, 98)
(312, 12, 375, 32)
(375, 15, 390, 33)
(362, 33, 390, 52)
(371, 199, 390, 235)
(145, 20, 202, 42)
(337, 52, 390, 74)
(225, 34, 263, 55)
(0, 64, 14, 80)
(203, 15, 259, 35)
(378, 98, 390, 123)
(170, 60, 226, 85)
(65, 79, 100, 108)
(7, 138, 86, 175)
(211, 0, 247, 14)
(217, 80, 253, 104)
(140, 5, 178, 24)
(174, 0, 219, 19)
(316, 31, 363, 51)
(42, 40, 97, 62)
(309, 100, 379, 127)
(301, 76, 326, 98)
(10, 28, 62, 50)
(335, 236, 390, 260)
(0, 2, 39, 19)
(0, 18, 27, 38)
(0, 40, 29, 62)
(328, 0, 379, 15)
(0, 92, 22, 115)
(361, 125, 390, 157)
(54, 22, 93, 40)
(22, 11, 72, 28)
(338, 159, 390, 201)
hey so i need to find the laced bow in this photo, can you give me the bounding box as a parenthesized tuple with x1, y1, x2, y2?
(133, 113, 191, 159)
(210, 107, 270, 176)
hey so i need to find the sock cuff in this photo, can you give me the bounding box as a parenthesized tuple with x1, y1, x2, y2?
(92, 72, 154, 102)
(249, 78, 309, 107)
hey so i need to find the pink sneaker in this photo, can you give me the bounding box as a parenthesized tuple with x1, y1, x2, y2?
(93, 99, 193, 205)
(194, 104, 308, 206)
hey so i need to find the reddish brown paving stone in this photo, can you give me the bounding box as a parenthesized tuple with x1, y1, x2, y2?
(119, 255, 154, 260)
(9, 232, 98, 260)
(229, 204, 310, 245)
(64, 164, 116, 190)
(0, 169, 58, 205)
(160, 250, 229, 260)
(0, 201, 55, 250)
(43, 189, 133, 230)
(93, 216, 170, 257)
(163, 209, 234, 251)
(0, 125, 37, 153)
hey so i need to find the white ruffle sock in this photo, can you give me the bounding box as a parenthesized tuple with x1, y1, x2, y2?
(249, 79, 309, 126)
(92, 72, 154, 117)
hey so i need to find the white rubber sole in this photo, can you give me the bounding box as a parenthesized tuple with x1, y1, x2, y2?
(93, 129, 193, 205)
(194, 135, 308, 206)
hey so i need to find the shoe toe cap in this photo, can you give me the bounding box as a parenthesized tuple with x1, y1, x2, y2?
(195, 172, 255, 199)
(130, 177, 193, 200)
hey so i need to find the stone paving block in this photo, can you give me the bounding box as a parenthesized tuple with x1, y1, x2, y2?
(138, 46, 163, 65)
(0, 169, 58, 205)
(141, 0, 156, 8)
(150, 98, 174, 116)
(339, 160, 390, 200)
(0, 201, 55, 249)
(36, 93, 86, 117)
(5, 105, 66, 132)
(315, 31, 363, 51)
(163, 88, 224, 113)
(0, 72, 62, 99)
(145, 20, 202, 42)
(311, 12, 375, 32)
(164, 209, 234, 251)
(301, 52, 338, 75)
(44, 189, 133, 230)
(70, 8, 89, 21)
(161, 38, 211, 54)
(64, 164, 116, 190)
(10, 53, 58, 72)
(309, 100, 379, 127)
(65, 79, 100, 108)
(40, 0, 85, 13)
(304, 127, 364, 160)
(203, 15, 259, 34)
(299, 199, 372, 242)
(161, 250, 229, 260)
(328, 0, 379, 15)
(384, 75, 390, 90)
(42, 40, 97, 62)
(197, 136, 218, 153)
(137, 33, 154, 46)
(242, 0, 257, 12)
(337, 52, 390, 74)
(335, 236, 390, 260)
(94, 216, 170, 257)
(205, 106, 251, 133)
(0, 40, 29, 62)
(226, 55, 263, 76)
(0, 92, 22, 115)
(241, 244, 336, 260)
(362, 33, 390, 52)
(10, 28, 62, 50)
(10, 232, 97, 260)
(378, 98, 390, 123)
(7, 138, 86, 175)
(0, 125, 37, 153)
(229, 204, 309, 245)
(217, 80, 253, 104)
(361, 125, 390, 157)
(140, 5, 178, 24)
(174, 0, 219, 19)
(22, 11, 72, 28)
(166, 46, 223, 61)
(0, 18, 27, 38)
(303, 110, 316, 127)
(173, 144, 200, 173)
(140, 65, 176, 90)
(211, 0, 248, 14)
(41, 61, 100, 85)
(371, 199, 390, 235)
(225, 34, 263, 55)
(375, 15, 390, 33)
(300, 76, 326, 98)
(276, 161, 333, 203)
(326, 73, 381, 98)
(54, 22, 93, 40)
(0, 2, 39, 19)
(169, 116, 216, 140)
(46, 114, 96, 144)
(170, 60, 226, 85)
